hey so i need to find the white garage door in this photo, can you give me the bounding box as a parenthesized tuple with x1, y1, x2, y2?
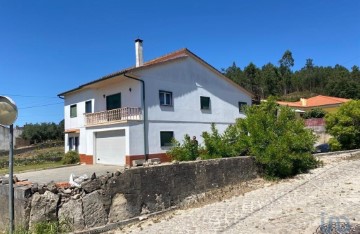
(95, 130, 126, 165)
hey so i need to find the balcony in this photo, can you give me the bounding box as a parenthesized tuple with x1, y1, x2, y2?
(85, 107, 142, 126)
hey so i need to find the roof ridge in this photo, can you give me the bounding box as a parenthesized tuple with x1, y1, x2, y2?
(143, 48, 188, 65)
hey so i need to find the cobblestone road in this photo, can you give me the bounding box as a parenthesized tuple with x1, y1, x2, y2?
(119, 155, 360, 234)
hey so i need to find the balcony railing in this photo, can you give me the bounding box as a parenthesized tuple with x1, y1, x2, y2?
(85, 107, 142, 126)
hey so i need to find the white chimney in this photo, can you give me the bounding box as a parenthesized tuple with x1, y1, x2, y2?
(300, 98, 307, 106)
(135, 38, 143, 67)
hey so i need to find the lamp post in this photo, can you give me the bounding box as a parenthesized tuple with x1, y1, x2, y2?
(0, 96, 18, 234)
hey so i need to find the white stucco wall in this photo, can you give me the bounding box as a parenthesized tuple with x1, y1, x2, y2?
(64, 78, 142, 130)
(132, 56, 251, 154)
(62, 55, 252, 162)
(135, 57, 250, 123)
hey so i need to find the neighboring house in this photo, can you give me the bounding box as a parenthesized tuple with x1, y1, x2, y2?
(277, 95, 350, 113)
(58, 39, 253, 166)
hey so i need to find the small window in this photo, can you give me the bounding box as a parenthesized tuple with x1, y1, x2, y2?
(159, 90, 173, 106)
(85, 100, 92, 113)
(70, 104, 77, 118)
(160, 131, 174, 147)
(200, 96, 210, 110)
(238, 102, 247, 113)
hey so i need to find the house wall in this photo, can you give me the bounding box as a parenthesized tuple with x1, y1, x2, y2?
(132, 57, 251, 156)
(64, 78, 141, 130)
(63, 56, 252, 166)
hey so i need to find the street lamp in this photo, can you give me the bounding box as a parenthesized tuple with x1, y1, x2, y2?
(0, 96, 18, 234)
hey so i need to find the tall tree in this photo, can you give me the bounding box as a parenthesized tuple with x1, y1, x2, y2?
(278, 50, 295, 95)
(244, 63, 262, 100)
(260, 63, 281, 97)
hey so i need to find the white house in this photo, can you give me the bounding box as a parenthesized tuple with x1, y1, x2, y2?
(58, 39, 253, 166)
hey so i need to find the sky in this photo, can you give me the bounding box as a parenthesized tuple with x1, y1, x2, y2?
(1, 0, 359, 126)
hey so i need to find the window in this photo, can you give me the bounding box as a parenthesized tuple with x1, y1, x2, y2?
(106, 93, 121, 110)
(159, 90, 173, 106)
(68, 136, 79, 151)
(200, 96, 210, 110)
(160, 131, 174, 147)
(70, 104, 77, 118)
(85, 100, 92, 113)
(74, 137, 79, 151)
(238, 102, 247, 113)
(69, 137, 74, 150)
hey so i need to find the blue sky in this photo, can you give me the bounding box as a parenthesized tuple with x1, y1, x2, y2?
(1, 0, 359, 126)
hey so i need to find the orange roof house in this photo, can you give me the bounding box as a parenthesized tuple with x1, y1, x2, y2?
(277, 95, 350, 113)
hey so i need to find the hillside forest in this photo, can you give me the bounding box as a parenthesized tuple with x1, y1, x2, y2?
(222, 50, 360, 101)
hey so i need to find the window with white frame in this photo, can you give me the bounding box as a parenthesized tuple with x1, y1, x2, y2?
(200, 96, 210, 110)
(70, 104, 77, 118)
(160, 131, 174, 147)
(159, 90, 173, 106)
(85, 100, 92, 113)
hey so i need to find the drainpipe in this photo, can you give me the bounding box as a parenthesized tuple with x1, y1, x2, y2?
(123, 73, 148, 161)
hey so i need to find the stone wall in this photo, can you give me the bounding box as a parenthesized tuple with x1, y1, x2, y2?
(0, 156, 257, 232)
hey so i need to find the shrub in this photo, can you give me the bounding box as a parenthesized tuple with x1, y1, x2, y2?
(167, 134, 200, 161)
(325, 100, 360, 150)
(201, 123, 245, 159)
(235, 98, 319, 178)
(62, 151, 80, 164)
(328, 138, 342, 151)
(303, 107, 326, 119)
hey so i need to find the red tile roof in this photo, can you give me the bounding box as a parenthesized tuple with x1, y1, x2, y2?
(277, 95, 350, 108)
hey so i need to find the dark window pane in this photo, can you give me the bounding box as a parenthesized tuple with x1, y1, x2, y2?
(70, 105, 77, 118)
(238, 102, 247, 113)
(85, 101, 92, 113)
(165, 93, 171, 105)
(200, 96, 210, 110)
(160, 131, 174, 147)
(159, 92, 165, 105)
(106, 93, 121, 110)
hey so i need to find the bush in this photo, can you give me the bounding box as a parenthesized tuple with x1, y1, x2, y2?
(62, 151, 80, 164)
(328, 138, 342, 151)
(303, 107, 326, 119)
(325, 100, 360, 150)
(235, 98, 319, 178)
(201, 123, 245, 159)
(167, 134, 200, 161)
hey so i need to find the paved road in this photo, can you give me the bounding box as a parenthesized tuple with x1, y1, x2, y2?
(15, 164, 123, 184)
(120, 156, 360, 234)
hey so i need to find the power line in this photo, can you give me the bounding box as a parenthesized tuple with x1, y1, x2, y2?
(18, 102, 63, 109)
(1, 93, 59, 99)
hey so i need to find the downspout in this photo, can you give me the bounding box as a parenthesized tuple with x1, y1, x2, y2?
(123, 73, 148, 161)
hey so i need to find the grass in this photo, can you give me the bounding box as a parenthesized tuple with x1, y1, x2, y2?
(0, 146, 66, 176)
(0, 161, 64, 175)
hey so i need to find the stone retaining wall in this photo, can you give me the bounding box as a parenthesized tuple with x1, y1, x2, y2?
(0, 156, 257, 232)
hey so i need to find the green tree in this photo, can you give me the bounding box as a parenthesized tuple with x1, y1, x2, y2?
(279, 50, 295, 95)
(325, 100, 360, 150)
(244, 62, 262, 100)
(21, 121, 64, 144)
(260, 63, 281, 97)
(235, 98, 318, 178)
